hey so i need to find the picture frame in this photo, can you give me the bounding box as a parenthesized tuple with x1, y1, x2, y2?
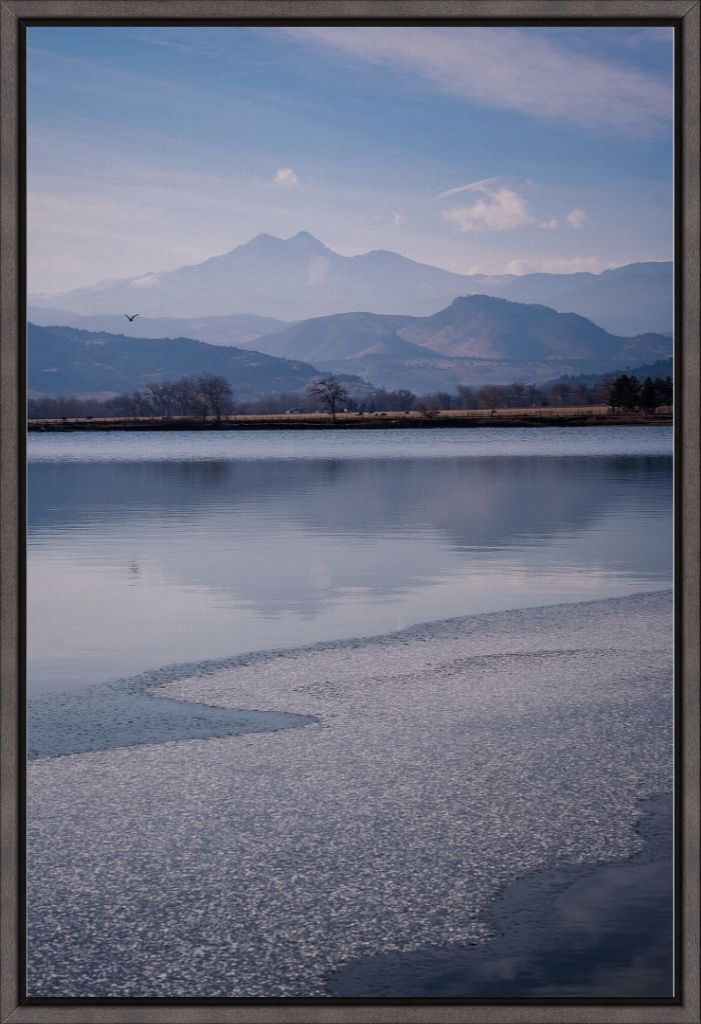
(1, 3, 698, 1022)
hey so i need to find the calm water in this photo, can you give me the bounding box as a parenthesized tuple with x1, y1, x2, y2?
(27, 427, 673, 695)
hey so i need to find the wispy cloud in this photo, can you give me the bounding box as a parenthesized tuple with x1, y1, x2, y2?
(274, 167, 299, 187)
(566, 208, 588, 229)
(436, 177, 501, 200)
(285, 27, 672, 134)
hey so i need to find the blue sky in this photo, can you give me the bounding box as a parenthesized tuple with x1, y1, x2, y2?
(27, 25, 674, 294)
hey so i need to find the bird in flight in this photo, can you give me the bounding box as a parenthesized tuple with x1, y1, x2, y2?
(124, 313, 141, 322)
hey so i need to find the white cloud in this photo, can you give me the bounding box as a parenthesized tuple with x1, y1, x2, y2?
(506, 255, 614, 275)
(274, 167, 299, 187)
(130, 274, 161, 288)
(437, 180, 587, 236)
(392, 211, 406, 226)
(285, 27, 672, 134)
(439, 186, 530, 232)
(566, 208, 588, 229)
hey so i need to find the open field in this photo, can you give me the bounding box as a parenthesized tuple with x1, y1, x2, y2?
(28, 405, 672, 432)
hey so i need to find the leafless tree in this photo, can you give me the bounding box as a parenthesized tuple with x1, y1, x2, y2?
(600, 375, 619, 412)
(549, 381, 573, 407)
(504, 382, 527, 408)
(392, 389, 416, 412)
(143, 381, 176, 417)
(115, 390, 153, 416)
(197, 374, 233, 422)
(477, 385, 508, 410)
(170, 376, 202, 416)
(456, 385, 478, 410)
(306, 377, 349, 422)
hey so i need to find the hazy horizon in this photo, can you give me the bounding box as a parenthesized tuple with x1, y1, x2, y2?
(28, 26, 673, 295)
(28, 229, 674, 302)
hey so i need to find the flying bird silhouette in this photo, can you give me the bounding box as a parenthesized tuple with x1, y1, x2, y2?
(124, 313, 141, 322)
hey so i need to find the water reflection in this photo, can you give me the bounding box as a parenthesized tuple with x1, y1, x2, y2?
(28, 447, 672, 694)
(327, 792, 673, 998)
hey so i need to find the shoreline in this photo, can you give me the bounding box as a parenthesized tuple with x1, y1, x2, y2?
(28, 588, 670, 762)
(28, 410, 672, 432)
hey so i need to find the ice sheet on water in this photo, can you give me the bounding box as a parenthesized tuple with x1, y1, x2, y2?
(27, 591, 673, 998)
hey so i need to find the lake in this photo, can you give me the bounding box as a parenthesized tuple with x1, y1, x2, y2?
(26, 425, 675, 998)
(28, 426, 673, 695)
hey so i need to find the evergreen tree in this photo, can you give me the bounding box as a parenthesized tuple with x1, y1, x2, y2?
(639, 376, 659, 413)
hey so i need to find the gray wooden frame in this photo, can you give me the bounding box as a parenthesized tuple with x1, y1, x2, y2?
(1, 2, 698, 1021)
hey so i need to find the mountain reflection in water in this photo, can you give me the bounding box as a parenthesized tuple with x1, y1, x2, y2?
(28, 430, 672, 694)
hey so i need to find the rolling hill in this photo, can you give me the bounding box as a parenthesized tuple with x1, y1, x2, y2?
(29, 289, 673, 398)
(247, 296, 673, 392)
(28, 324, 326, 399)
(26, 309, 290, 347)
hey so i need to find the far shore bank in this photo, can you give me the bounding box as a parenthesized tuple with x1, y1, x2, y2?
(28, 405, 672, 433)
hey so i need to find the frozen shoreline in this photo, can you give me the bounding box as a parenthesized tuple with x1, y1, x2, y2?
(328, 790, 673, 997)
(27, 591, 673, 997)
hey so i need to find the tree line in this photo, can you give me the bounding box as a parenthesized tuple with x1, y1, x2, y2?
(601, 374, 673, 413)
(227, 374, 672, 416)
(28, 371, 672, 421)
(28, 374, 234, 422)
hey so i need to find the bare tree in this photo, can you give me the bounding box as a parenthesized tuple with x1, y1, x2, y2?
(456, 384, 478, 410)
(143, 381, 176, 417)
(115, 390, 153, 416)
(526, 384, 544, 407)
(504, 382, 527, 408)
(171, 376, 202, 417)
(477, 385, 508, 410)
(549, 381, 573, 407)
(197, 374, 233, 423)
(306, 377, 349, 422)
(393, 389, 416, 412)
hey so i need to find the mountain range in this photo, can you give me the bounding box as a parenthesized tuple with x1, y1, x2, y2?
(236, 294, 671, 391)
(29, 292, 672, 398)
(29, 232, 672, 337)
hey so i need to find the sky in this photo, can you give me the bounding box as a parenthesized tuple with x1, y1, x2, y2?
(27, 25, 674, 295)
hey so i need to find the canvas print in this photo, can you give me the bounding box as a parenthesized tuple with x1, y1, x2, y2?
(26, 24, 675, 1000)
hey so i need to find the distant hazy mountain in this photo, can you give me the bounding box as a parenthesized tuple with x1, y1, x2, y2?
(30, 232, 672, 335)
(396, 295, 670, 362)
(28, 324, 324, 399)
(252, 312, 422, 362)
(249, 295, 673, 392)
(28, 232, 471, 322)
(485, 261, 673, 337)
(26, 308, 289, 347)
